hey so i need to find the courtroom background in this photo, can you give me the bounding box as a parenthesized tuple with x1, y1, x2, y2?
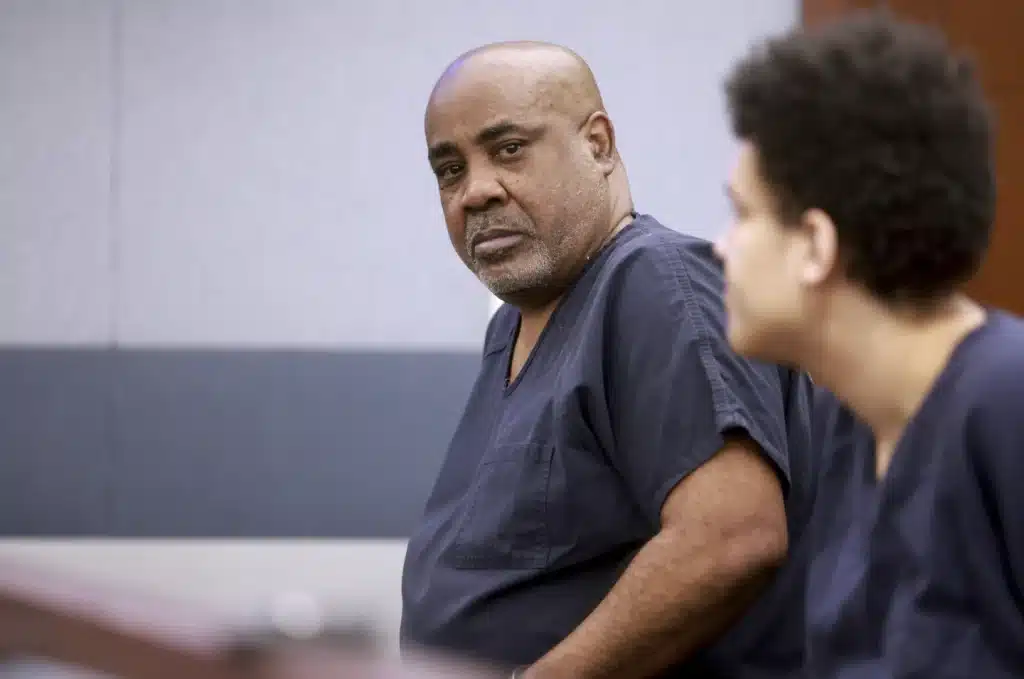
(0, 0, 1019, 652)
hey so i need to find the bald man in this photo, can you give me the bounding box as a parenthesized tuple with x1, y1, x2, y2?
(400, 43, 823, 679)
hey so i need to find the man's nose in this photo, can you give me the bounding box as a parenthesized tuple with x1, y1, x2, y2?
(461, 166, 508, 212)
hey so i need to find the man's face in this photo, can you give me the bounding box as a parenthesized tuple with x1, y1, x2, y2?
(715, 142, 813, 362)
(425, 67, 609, 299)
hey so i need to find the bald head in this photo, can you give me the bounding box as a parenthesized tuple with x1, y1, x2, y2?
(428, 41, 605, 130)
(423, 41, 633, 310)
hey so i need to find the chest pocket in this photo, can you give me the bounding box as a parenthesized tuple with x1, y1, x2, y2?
(445, 442, 554, 570)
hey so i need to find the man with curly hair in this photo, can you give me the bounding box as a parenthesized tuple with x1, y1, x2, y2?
(716, 11, 1024, 677)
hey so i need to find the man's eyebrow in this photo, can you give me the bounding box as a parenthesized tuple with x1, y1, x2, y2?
(427, 141, 459, 164)
(475, 121, 538, 145)
(427, 121, 544, 164)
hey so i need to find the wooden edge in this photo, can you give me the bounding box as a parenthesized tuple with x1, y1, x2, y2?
(0, 558, 253, 679)
(0, 558, 504, 679)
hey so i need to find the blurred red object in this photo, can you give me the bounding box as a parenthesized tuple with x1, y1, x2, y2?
(0, 558, 500, 679)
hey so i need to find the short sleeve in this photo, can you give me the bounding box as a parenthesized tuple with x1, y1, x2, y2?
(605, 245, 792, 525)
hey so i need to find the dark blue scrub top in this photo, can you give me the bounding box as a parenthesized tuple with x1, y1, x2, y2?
(401, 214, 823, 678)
(807, 310, 1024, 678)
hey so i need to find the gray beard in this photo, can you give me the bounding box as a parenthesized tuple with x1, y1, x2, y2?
(475, 252, 559, 296)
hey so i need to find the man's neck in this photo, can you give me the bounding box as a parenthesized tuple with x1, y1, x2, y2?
(517, 299, 559, 347)
(804, 293, 986, 475)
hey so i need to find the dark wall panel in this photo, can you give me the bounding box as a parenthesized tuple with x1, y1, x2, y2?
(0, 349, 479, 537)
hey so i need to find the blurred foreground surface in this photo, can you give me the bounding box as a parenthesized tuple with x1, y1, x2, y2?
(0, 558, 500, 679)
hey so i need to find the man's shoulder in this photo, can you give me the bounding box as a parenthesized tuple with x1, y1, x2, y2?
(933, 312, 1024, 541)
(893, 310, 1024, 491)
(973, 310, 1024, 378)
(949, 311, 1024, 415)
(605, 214, 721, 283)
(596, 214, 726, 326)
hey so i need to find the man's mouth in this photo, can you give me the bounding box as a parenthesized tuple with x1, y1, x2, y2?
(472, 230, 526, 259)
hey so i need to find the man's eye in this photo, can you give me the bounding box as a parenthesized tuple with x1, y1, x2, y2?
(436, 163, 463, 180)
(498, 142, 523, 157)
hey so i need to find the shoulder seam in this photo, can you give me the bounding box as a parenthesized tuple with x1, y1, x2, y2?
(657, 244, 741, 419)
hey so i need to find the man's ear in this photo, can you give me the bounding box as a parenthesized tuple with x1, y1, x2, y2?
(799, 208, 840, 287)
(583, 111, 616, 176)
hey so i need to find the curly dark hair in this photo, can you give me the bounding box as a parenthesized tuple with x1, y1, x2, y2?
(724, 10, 996, 305)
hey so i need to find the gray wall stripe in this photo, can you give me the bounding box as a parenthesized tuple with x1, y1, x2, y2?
(0, 349, 479, 537)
